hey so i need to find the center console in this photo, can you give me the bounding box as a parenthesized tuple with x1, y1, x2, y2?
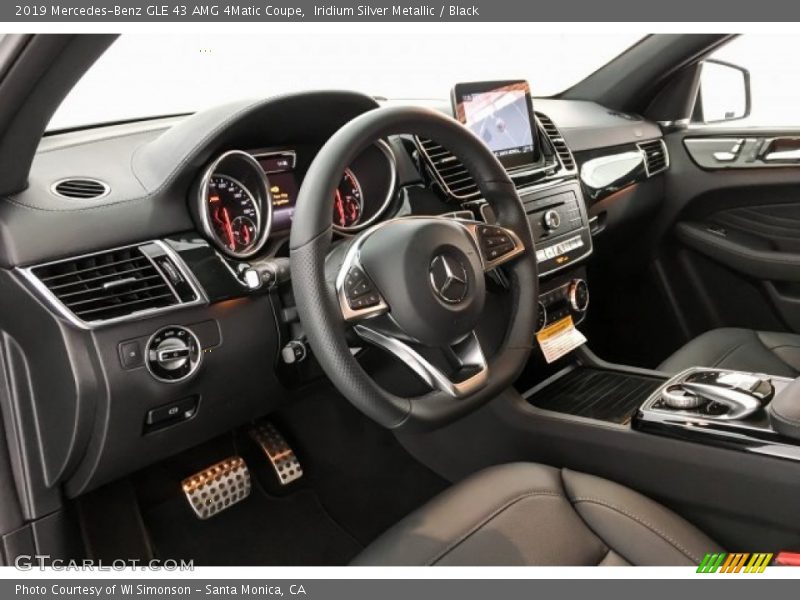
(636, 367, 800, 462)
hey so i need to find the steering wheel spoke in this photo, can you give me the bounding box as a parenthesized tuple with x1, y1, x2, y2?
(353, 325, 489, 398)
(461, 222, 526, 271)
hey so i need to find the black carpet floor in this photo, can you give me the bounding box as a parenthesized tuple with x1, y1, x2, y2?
(144, 484, 362, 566)
(132, 384, 448, 565)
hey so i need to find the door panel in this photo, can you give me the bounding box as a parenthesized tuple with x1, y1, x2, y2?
(659, 126, 800, 339)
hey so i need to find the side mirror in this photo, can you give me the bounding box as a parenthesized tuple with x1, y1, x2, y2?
(694, 59, 751, 124)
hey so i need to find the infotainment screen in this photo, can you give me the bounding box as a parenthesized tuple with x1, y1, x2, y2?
(451, 80, 540, 171)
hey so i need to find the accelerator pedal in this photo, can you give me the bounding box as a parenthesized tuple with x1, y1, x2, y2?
(181, 456, 251, 520)
(249, 422, 303, 486)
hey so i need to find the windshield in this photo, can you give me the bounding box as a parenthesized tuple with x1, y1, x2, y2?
(49, 33, 643, 131)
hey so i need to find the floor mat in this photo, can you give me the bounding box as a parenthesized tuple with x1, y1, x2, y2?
(144, 484, 362, 566)
(274, 384, 450, 545)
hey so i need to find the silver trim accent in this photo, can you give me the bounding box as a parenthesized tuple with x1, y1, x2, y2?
(197, 150, 273, 259)
(102, 276, 138, 290)
(17, 241, 206, 330)
(429, 254, 469, 304)
(50, 177, 111, 200)
(535, 113, 578, 175)
(333, 140, 398, 234)
(335, 216, 525, 322)
(641, 367, 770, 422)
(678, 382, 762, 420)
(568, 279, 590, 313)
(354, 326, 489, 398)
(145, 325, 203, 384)
(637, 139, 670, 177)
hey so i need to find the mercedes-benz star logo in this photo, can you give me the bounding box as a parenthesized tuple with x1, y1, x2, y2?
(429, 254, 469, 304)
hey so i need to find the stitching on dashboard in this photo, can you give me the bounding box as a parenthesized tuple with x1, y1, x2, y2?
(427, 491, 564, 565)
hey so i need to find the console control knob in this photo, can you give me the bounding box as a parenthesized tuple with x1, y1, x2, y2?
(568, 279, 590, 312)
(543, 210, 561, 231)
(146, 326, 202, 383)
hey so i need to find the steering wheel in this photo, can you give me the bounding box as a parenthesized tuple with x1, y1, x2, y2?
(290, 106, 538, 430)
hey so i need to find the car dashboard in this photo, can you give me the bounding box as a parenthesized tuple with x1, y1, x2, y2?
(0, 89, 668, 520)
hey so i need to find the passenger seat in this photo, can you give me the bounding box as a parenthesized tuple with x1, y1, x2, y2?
(660, 328, 800, 378)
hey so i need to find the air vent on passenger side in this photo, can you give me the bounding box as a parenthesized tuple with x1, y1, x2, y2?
(535, 112, 576, 173)
(30, 245, 183, 323)
(52, 178, 110, 200)
(637, 139, 669, 176)
(415, 137, 480, 200)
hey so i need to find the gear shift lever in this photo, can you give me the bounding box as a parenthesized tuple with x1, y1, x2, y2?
(660, 369, 772, 420)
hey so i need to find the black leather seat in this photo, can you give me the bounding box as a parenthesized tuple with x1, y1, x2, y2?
(660, 327, 800, 377)
(353, 463, 720, 566)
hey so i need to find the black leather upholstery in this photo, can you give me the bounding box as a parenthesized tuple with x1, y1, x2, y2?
(353, 463, 721, 566)
(660, 328, 800, 377)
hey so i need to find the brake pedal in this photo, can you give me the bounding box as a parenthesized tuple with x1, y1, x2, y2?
(249, 422, 303, 485)
(181, 456, 251, 520)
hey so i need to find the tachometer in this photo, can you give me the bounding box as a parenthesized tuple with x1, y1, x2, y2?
(208, 175, 260, 254)
(196, 150, 272, 259)
(333, 169, 363, 229)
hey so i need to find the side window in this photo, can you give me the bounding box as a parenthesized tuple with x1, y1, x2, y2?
(694, 35, 800, 128)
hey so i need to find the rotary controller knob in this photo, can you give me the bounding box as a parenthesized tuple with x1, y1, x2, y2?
(146, 326, 202, 383)
(568, 279, 590, 313)
(543, 209, 561, 231)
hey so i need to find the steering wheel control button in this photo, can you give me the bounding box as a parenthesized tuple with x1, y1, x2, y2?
(343, 266, 382, 310)
(429, 254, 469, 304)
(146, 325, 202, 383)
(118, 340, 144, 369)
(474, 224, 521, 266)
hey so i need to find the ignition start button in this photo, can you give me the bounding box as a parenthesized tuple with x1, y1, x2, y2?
(146, 326, 202, 383)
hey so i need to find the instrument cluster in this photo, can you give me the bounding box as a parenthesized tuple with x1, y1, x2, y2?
(195, 141, 397, 258)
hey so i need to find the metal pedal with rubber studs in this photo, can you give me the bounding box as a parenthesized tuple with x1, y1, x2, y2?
(249, 422, 303, 486)
(181, 456, 251, 520)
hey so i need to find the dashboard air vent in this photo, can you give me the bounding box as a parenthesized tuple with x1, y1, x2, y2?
(52, 178, 110, 200)
(31, 246, 180, 323)
(535, 112, 576, 173)
(415, 137, 480, 200)
(638, 139, 669, 176)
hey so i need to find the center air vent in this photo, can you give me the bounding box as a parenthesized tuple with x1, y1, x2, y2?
(52, 178, 110, 200)
(535, 113, 576, 173)
(638, 139, 669, 176)
(415, 137, 480, 200)
(30, 245, 185, 324)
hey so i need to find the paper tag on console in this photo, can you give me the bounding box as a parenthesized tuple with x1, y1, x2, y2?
(536, 316, 587, 363)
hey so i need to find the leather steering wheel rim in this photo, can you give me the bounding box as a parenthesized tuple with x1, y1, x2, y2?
(290, 106, 538, 430)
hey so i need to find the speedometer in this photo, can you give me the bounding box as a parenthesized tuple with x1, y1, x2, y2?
(196, 150, 273, 259)
(208, 175, 259, 254)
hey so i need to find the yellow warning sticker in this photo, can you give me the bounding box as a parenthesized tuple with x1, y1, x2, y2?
(536, 315, 587, 363)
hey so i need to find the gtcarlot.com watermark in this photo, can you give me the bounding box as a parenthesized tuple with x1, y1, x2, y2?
(14, 555, 194, 571)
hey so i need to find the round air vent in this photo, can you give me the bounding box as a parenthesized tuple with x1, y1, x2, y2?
(51, 178, 110, 200)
